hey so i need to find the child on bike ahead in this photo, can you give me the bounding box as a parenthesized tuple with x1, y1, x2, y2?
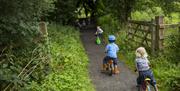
(95, 26, 103, 37)
(135, 47, 158, 91)
(102, 35, 119, 74)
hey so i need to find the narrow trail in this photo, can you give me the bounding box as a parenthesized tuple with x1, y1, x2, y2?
(80, 28, 137, 91)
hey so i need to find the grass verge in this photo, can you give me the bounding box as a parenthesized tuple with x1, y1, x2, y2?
(26, 24, 95, 91)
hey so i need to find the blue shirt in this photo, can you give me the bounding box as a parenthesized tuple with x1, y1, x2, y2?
(105, 43, 119, 58)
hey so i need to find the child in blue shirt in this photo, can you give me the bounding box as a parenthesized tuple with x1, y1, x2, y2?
(135, 47, 158, 91)
(102, 35, 119, 74)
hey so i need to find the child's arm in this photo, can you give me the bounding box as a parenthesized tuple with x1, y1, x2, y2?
(105, 45, 109, 53)
(134, 59, 138, 72)
(97, 27, 103, 33)
(146, 58, 152, 68)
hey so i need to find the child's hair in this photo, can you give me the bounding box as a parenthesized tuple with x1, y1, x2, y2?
(135, 47, 148, 58)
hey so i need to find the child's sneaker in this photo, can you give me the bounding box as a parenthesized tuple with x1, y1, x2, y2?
(113, 66, 120, 74)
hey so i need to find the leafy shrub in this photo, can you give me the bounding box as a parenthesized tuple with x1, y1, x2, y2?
(164, 33, 180, 64)
(0, 0, 54, 48)
(26, 25, 95, 91)
(98, 14, 119, 32)
(0, 40, 50, 90)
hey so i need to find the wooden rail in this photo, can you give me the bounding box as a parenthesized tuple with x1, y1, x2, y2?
(164, 23, 180, 29)
(127, 16, 180, 54)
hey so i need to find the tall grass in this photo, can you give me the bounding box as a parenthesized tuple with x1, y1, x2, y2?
(26, 24, 95, 91)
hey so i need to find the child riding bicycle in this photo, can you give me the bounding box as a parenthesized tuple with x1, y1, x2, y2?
(135, 47, 158, 91)
(95, 26, 103, 44)
(101, 35, 119, 74)
(95, 26, 103, 38)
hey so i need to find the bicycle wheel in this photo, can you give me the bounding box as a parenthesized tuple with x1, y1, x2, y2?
(147, 84, 156, 91)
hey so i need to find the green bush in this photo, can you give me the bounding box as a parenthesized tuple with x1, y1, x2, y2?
(26, 25, 95, 91)
(0, 0, 54, 48)
(0, 40, 50, 90)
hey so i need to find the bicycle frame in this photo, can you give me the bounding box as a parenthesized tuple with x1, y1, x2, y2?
(145, 78, 151, 91)
(107, 60, 114, 76)
(139, 78, 153, 91)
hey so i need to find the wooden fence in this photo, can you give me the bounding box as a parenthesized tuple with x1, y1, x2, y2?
(126, 16, 180, 53)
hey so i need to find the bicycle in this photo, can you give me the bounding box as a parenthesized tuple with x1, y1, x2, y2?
(106, 59, 114, 76)
(138, 77, 157, 91)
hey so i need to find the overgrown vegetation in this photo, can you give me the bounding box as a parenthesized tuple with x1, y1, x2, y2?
(97, 2, 180, 90)
(0, 0, 53, 90)
(0, 36, 50, 90)
(0, 0, 54, 48)
(0, 0, 96, 90)
(0, 0, 179, 90)
(25, 25, 95, 91)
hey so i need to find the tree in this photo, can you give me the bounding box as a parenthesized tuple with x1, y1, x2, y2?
(97, 0, 136, 23)
(0, 0, 54, 48)
(48, 0, 98, 24)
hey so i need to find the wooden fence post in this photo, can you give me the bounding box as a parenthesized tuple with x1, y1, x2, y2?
(150, 19, 155, 54)
(155, 16, 164, 51)
(39, 22, 48, 37)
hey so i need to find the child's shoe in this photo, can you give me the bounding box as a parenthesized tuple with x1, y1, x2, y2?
(113, 65, 119, 74)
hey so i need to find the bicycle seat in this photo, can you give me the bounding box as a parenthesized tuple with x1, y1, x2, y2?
(145, 78, 151, 81)
(108, 60, 113, 64)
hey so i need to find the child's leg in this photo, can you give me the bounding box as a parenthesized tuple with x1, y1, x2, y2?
(138, 71, 146, 85)
(147, 70, 158, 91)
(136, 76, 141, 86)
(101, 56, 109, 71)
(146, 70, 156, 85)
(113, 58, 119, 74)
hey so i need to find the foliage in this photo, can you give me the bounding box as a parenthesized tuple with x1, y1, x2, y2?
(132, 7, 164, 21)
(131, 10, 179, 23)
(151, 56, 180, 91)
(134, 0, 180, 15)
(0, 39, 51, 90)
(96, 0, 180, 23)
(97, 14, 120, 34)
(0, 0, 54, 48)
(76, 0, 97, 17)
(101, 24, 180, 90)
(48, 0, 98, 24)
(48, 0, 78, 24)
(0, 1, 54, 90)
(96, 0, 136, 23)
(164, 31, 180, 64)
(25, 25, 95, 91)
(155, 0, 180, 14)
(99, 9, 180, 90)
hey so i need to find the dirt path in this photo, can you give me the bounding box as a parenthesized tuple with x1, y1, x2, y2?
(80, 28, 138, 91)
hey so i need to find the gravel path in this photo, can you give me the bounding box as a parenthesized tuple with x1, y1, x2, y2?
(80, 29, 138, 91)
